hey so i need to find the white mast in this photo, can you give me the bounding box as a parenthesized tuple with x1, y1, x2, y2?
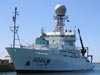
(12, 7, 19, 48)
(54, 4, 69, 34)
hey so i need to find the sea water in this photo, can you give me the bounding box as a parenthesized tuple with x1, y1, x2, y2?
(0, 64, 100, 75)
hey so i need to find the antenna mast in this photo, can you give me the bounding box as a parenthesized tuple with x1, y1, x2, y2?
(54, 4, 69, 34)
(12, 7, 19, 48)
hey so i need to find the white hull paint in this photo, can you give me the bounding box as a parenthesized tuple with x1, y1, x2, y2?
(6, 47, 95, 72)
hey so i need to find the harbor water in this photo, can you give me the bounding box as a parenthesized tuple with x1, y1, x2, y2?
(0, 64, 100, 75)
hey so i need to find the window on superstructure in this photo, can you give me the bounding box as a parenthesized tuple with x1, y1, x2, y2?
(60, 35, 64, 37)
(68, 41, 73, 46)
(70, 35, 74, 38)
(53, 40, 55, 42)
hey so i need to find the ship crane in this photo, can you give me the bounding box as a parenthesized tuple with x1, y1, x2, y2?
(78, 28, 86, 56)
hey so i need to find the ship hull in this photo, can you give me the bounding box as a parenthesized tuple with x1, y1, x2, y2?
(6, 47, 95, 73)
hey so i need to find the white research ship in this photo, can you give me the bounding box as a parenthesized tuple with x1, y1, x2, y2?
(6, 4, 95, 73)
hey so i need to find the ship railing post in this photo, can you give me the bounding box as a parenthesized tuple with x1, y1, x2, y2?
(86, 47, 93, 63)
(87, 55, 93, 63)
(86, 47, 89, 57)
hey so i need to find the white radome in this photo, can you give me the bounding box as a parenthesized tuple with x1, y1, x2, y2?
(55, 4, 66, 16)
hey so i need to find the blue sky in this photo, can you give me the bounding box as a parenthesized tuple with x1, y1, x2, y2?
(0, 0, 100, 62)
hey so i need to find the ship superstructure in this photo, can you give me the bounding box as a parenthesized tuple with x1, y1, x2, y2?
(6, 4, 95, 73)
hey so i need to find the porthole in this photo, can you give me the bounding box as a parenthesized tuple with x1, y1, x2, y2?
(25, 61, 30, 66)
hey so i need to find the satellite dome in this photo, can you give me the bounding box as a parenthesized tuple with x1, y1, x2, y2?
(55, 4, 66, 16)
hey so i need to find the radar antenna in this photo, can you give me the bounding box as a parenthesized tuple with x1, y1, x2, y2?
(54, 4, 69, 33)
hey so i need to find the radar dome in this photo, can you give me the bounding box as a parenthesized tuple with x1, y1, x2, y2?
(55, 4, 66, 16)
